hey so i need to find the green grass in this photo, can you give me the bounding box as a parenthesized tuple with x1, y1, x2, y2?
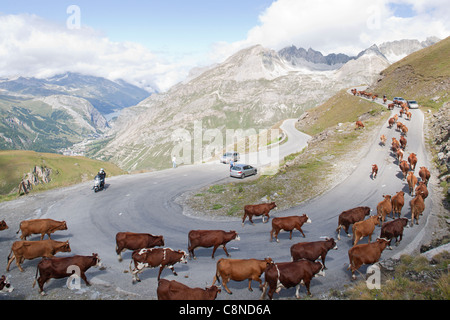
(0, 150, 126, 202)
(335, 253, 450, 300)
(296, 89, 386, 136)
(372, 36, 450, 112)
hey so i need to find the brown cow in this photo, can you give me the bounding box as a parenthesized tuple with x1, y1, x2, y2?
(355, 121, 364, 129)
(6, 240, 71, 272)
(410, 194, 425, 227)
(188, 230, 240, 259)
(130, 247, 188, 282)
(399, 160, 409, 180)
(391, 138, 400, 153)
(419, 166, 430, 185)
(157, 279, 221, 300)
(377, 195, 392, 225)
(270, 214, 311, 242)
(336, 206, 371, 240)
(347, 238, 390, 280)
(290, 238, 338, 269)
(406, 172, 417, 195)
(115, 232, 164, 262)
(380, 135, 387, 146)
(408, 153, 417, 171)
(415, 181, 428, 200)
(0, 275, 14, 293)
(396, 121, 403, 131)
(17, 219, 67, 240)
(396, 149, 404, 162)
(400, 135, 407, 150)
(352, 215, 381, 246)
(371, 164, 378, 179)
(388, 117, 395, 128)
(391, 191, 405, 218)
(0, 220, 8, 231)
(261, 260, 325, 299)
(405, 111, 412, 120)
(212, 257, 273, 294)
(33, 253, 102, 295)
(401, 124, 408, 136)
(242, 202, 277, 225)
(380, 218, 408, 249)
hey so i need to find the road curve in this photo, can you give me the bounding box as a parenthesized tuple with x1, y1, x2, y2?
(0, 93, 431, 300)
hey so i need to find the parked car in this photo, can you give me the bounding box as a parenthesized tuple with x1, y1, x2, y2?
(230, 164, 257, 179)
(407, 100, 419, 109)
(220, 152, 240, 164)
(393, 97, 406, 104)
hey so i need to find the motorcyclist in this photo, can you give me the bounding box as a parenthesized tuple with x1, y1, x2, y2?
(98, 168, 106, 188)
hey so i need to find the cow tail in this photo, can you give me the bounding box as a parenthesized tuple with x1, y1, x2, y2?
(6, 247, 13, 263)
(213, 260, 221, 284)
(16, 222, 22, 234)
(129, 260, 134, 273)
(32, 265, 40, 288)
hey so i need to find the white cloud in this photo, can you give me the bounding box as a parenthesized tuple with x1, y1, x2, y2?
(0, 14, 190, 92)
(1, 2, 448, 93)
(210, 0, 450, 61)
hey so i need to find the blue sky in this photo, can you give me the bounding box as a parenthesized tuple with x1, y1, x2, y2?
(0, 1, 448, 91)
(1, 0, 273, 58)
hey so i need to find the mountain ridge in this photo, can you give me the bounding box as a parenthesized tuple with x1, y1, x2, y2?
(0, 72, 152, 115)
(91, 38, 440, 171)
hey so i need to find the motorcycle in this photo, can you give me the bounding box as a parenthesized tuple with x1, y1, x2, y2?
(93, 174, 105, 193)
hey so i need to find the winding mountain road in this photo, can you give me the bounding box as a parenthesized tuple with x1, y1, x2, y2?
(0, 90, 431, 300)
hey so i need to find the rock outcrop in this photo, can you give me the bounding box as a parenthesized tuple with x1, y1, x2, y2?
(18, 166, 52, 194)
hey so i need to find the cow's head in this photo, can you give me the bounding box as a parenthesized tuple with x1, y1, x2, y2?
(302, 214, 312, 224)
(0, 275, 14, 293)
(0, 220, 8, 231)
(59, 221, 68, 231)
(231, 231, 240, 241)
(178, 250, 188, 264)
(264, 257, 273, 265)
(371, 215, 381, 224)
(92, 253, 103, 268)
(270, 202, 277, 210)
(60, 240, 71, 253)
(376, 238, 391, 251)
(321, 237, 338, 250)
(399, 218, 408, 227)
(156, 236, 165, 247)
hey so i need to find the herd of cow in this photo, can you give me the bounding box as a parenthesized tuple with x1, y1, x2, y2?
(0, 90, 431, 300)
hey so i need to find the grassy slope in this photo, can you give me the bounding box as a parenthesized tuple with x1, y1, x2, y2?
(0, 95, 83, 152)
(296, 89, 385, 135)
(370, 36, 450, 111)
(0, 150, 126, 201)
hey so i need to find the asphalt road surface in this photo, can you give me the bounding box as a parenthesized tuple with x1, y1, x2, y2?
(0, 91, 431, 300)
